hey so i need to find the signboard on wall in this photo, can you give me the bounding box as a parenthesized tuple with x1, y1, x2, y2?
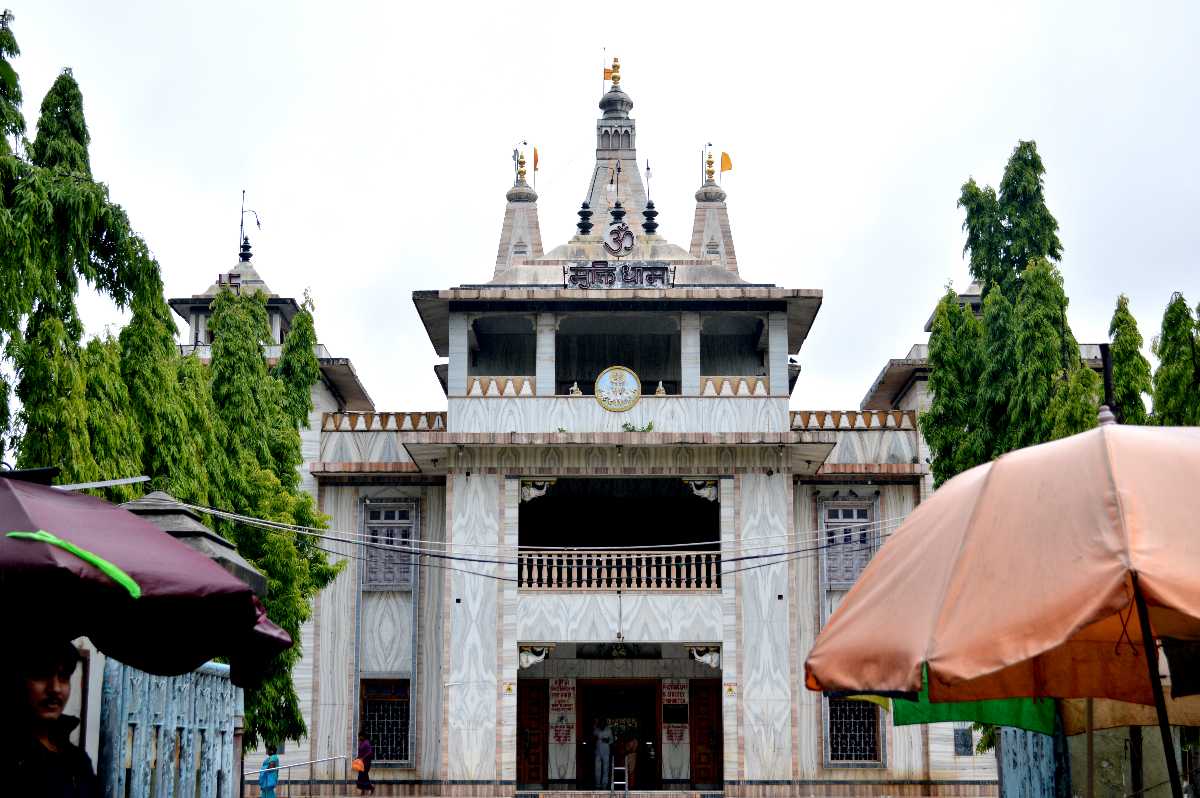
(662, 679, 689, 704)
(551, 723, 575, 744)
(664, 724, 689, 745)
(549, 679, 575, 713)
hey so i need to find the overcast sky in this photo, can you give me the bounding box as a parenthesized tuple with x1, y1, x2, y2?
(11, 1, 1199, 412)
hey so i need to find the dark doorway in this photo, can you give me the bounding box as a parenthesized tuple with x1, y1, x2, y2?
(519, 478, 719, 549)
(517, 679, 549, 789)
(576, 680, 661, 790)
(689, 680, 723, 789)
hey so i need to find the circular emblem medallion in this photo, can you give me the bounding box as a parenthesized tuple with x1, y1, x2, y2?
(595, 365, 641, 412)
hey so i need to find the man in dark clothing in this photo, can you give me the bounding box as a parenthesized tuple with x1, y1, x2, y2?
(2, 641, 100, 798)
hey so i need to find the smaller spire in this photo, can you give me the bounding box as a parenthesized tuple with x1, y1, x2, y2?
(695, 148, 726, 202)
(577, 202, 594, 235)
(239, 236, 252, 262)
(642, 200, 659, 235)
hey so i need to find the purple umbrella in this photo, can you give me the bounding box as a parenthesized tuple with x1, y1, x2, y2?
(0, 475, 290, 686)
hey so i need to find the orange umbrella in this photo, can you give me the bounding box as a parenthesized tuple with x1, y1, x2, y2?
(804, 418, 1200, 798)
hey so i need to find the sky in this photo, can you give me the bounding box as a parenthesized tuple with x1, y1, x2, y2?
(9, 1, 1200, 412)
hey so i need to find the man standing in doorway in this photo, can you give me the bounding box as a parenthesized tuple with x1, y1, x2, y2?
(592, 717, 613, 788)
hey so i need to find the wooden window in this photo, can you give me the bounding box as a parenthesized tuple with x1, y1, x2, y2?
(360, 679, 411, 763)
(364, 504, 415, 589)
(821, 503, 876, 588)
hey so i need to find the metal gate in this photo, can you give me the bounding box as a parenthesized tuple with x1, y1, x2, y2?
(98, 658, 243, 798)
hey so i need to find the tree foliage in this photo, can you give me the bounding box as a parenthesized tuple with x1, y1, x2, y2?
(208, 290, 340, 747)
(1108, 294, 1151, 425)
(920, 289, 983, 487)
(958, 140, 1062, 302)
(1151, 293, 1200, 426)
(0, 17, 338, 748)
(274, 292, 319, 431)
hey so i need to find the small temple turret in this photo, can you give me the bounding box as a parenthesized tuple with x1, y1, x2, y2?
(689, 150, 739, 272)
(494, 151, 544, 276)
(585, 58, 648, 232)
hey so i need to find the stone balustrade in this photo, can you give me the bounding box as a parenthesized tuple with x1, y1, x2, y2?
(518, 549, 721, 592)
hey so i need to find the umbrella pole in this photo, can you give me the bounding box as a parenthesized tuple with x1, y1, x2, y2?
(1086, 698, 1094, 798)
(1133, 574, 1183, 798)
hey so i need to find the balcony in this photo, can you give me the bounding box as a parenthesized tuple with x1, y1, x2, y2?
(517, 549, 721, 592)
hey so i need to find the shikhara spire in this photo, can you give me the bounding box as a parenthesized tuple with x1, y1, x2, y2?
(586, 57, 647, 234)
(690, 149, 738, 272)
(493, 148, 543, 276)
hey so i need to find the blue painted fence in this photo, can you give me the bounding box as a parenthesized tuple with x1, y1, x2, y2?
(98, 658, 243, 798)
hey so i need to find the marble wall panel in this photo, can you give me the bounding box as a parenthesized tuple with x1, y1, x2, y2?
(737, 473, 793, 780)
(547, 677, 576, 781)
(447, 396, 789, 434)
(824, 429, 919, 465)
(360, 593, 414, 674)
(301, 382, 339, 497)
(449, 313, 468, 396)
(498, 478, 519, 783)
(517, 593, 722, 642)
(417, 486, 446, 779)
(446, 473, 501, 781)
(312, 485, 359, 780)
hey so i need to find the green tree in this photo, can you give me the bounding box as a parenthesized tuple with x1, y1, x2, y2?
(208, 290, 339, 747)
(1151, 293, 1200, 426)
(958, 140, 1062, 302)
(273, 292, 319, 430)
(920, 288, 983, 487)
(79, 335, 142, 501)
(0, 10, 24, 154)
(968, 287, 1017, 462)
(1108, 294, 1152, 425)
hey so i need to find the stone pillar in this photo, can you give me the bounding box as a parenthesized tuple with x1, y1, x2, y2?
(767, 312, 789, 397)
(719, 479, 741, 784)
(681, 312, 702, 396)
(448, 313, 469, 397)
(536, 313, 556, 397)
(499, 478, 520, 787)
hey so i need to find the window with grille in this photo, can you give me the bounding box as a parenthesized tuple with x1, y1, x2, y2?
(954, 724, 975, 756)
(826, 697, 882, 764)
(822, 503, 875, 587)
(364, 504, 415, 589)
(360, 679, 411, 763)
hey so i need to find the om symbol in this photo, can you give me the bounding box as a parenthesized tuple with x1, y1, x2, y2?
(603, 222, 636, 256)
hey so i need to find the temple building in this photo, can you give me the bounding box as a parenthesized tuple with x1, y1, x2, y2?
(217, 61, 999, 796)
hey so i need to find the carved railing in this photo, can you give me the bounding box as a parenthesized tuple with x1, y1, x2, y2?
(518, 549, 721, 591)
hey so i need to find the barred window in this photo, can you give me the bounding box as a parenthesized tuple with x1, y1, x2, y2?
(954, 724, 975, 756)
(360, 679, 410, 762)
(822, 504, 875, 586)
(365, 504, 415, 588)
(826, 697, 881, 764)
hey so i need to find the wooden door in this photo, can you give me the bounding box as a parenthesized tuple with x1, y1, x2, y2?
(689, 679, 723, 789)
(517, 679, 549, 788)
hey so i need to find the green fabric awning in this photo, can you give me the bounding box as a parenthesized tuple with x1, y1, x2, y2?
(890, 666, 1057, 736)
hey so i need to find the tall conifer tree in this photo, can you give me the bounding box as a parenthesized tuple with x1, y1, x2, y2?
(1108, 294, 1152, 425)
(273, 293, 319, 431)
(208, 290, 338, 747)
(1151, 293, 1200, 426)
(920, 289, 983, 486)
(968, 287, 1017, 462)
(80, 335, 142, 500)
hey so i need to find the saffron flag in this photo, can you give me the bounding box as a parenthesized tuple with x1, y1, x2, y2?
(603, 67, 613, 80)
(534, 147, 539, 171)
(720, 152, 733, 173)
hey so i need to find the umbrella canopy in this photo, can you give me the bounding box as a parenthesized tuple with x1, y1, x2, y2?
(804, 423, 1200, 703)
(0, 476, 290, 686)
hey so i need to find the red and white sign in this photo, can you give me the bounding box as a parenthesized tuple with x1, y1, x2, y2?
(549, 678, 575, 714)
(551, 723, 575, 744)
(662, 679, 689, 705)
(663, 724, 689, 745)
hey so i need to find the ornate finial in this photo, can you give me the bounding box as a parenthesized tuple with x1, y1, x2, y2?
(611, 58, 621, 87)
(705, 151, 715, 183)
(239, 236, 252, 263)
(517, 153, 527, 182)
(1098, 405, 1117, 426)
(642, 200, 659, 235)
(577, 201, 594, 235)
(610, 200, 626, 225)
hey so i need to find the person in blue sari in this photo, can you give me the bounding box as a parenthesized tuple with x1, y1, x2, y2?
(258, 745, 280, 798)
